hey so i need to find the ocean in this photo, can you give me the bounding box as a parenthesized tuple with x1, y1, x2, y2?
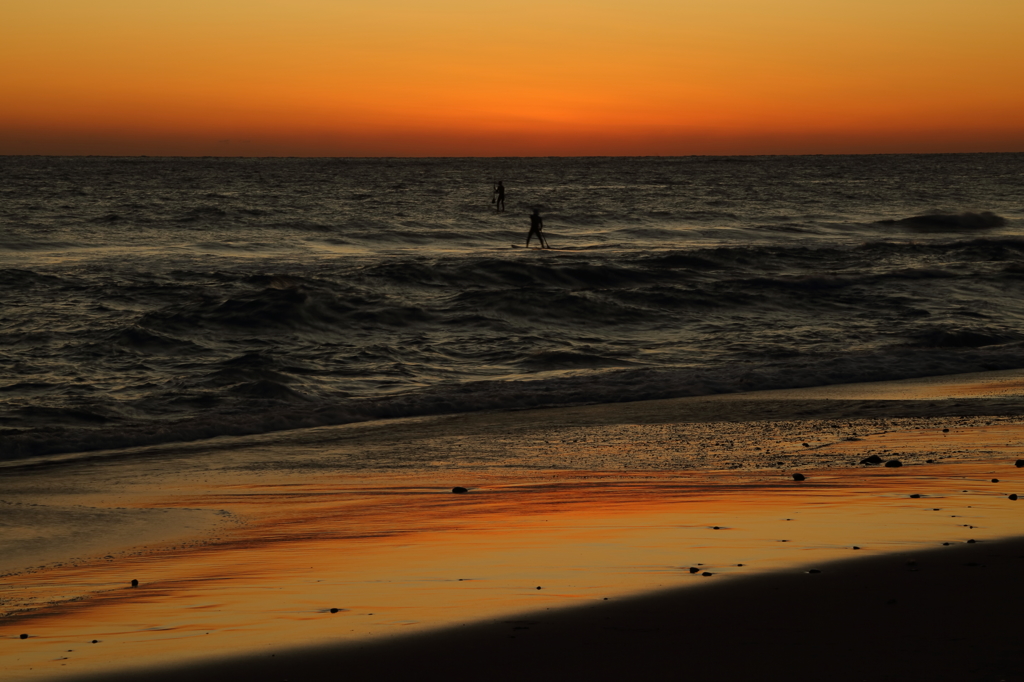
(2, 153, 1023, 462)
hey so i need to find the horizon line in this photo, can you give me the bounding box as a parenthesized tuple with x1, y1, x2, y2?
(4, 150, 1023, 160)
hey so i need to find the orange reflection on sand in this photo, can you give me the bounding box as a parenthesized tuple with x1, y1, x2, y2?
(4, 460, 1024, 680)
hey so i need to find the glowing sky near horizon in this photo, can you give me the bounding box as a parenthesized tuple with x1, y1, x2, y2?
(2, 0, 1022, 155)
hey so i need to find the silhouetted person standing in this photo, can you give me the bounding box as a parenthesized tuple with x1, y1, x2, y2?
(527, 208, 548, 248)
(495, 181, 505, 212)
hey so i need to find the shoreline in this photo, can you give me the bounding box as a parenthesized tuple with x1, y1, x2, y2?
(6, 366, 1024, 477)
(6, 367, 1024, 472)
(4, 369, 1024, 680)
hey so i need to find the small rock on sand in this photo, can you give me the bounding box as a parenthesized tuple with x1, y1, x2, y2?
(884, 459, 903, 468)
(131, 579, 138, 588)
(909, 494, 921, 498)
(807, 569, 821, 573)
(451, 487, 468, 494)
(702, 572, 713, 577)
(20, 634, 28, 640)
(1016, 459, 1024, 468)
(992, 479, 999, 483)
(689, 567, 699, 573)
(860, 455, 883, 465)
(330, 608, 340, 613)
(792, 473, 806, 481)
(1010, 494, 1019, 501)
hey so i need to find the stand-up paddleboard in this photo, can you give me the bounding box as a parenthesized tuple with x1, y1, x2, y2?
(510, 244, 602, 251)
(511, 244, 581, 251)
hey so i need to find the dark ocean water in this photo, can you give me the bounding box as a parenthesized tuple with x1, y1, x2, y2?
(2, 154, 1023, 461)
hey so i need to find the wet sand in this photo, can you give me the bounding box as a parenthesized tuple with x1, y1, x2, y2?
(3, 369, 1024, 680)
(80, 537, 1024, 682)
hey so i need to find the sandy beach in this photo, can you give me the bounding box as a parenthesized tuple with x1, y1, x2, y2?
(4, 369, 1024, 681)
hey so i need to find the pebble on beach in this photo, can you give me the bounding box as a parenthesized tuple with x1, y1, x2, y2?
(131, 579, 138, 588)
(910, 494, 921, 498)
(689, 567, 700, 573)
(792, 473, 806, 481)
(330, 608, 340, 613)
(1010, 494, 1019, 501)
(992, 479, 999, 483)
(1016, 460, 1024, 468)
(860, 455, 883, 465)
(451, 487, 468, 494)
(702, 572, 713, 576)
(20, 634, 28, 640)
(884, 459, 903, 468)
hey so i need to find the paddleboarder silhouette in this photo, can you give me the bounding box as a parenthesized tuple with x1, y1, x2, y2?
(526, 208, 548, 248)
(495, 181, 505, 212)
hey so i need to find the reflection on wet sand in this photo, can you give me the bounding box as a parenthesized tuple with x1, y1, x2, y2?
(4, 452, 1024, 680)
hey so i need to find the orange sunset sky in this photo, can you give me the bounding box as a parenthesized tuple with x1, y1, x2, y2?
(2, 0, 1022, 156)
